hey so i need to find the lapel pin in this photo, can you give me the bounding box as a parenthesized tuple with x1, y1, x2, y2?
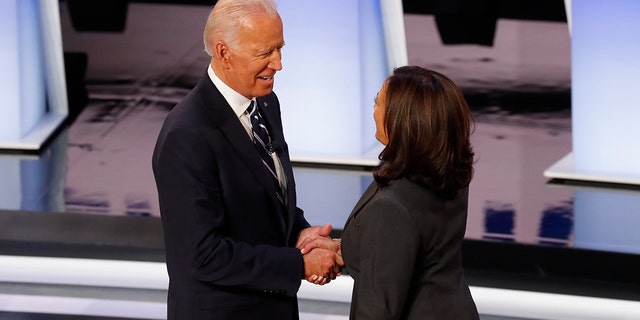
(263, 102, 268, 108)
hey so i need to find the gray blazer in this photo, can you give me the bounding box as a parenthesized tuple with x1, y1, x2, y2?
(341, 178, 479, 320)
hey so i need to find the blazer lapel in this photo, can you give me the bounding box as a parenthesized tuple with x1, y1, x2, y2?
(198, 75, 286, 230)
(343, 181, 379, 228)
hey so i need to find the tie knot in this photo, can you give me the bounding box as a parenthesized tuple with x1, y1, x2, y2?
(246, 100, 256, 116)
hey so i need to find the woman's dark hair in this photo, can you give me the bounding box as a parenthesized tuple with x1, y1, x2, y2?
(374, 66, 475, 200)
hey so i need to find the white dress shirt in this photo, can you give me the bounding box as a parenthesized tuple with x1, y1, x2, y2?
(207, 65, 287, 195)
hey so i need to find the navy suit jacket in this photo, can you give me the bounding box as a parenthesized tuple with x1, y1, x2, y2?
(152, 71, 310, 320)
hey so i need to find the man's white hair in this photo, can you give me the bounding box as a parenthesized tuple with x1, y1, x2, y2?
(203, 0, 279, 57)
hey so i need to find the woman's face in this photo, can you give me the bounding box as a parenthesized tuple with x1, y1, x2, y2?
(373, 81, 389, 145)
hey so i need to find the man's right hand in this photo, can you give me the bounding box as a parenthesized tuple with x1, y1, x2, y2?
(302, 247, 344, 285)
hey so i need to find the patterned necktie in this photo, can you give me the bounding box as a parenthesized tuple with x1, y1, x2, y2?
(247, 101, 284, 204)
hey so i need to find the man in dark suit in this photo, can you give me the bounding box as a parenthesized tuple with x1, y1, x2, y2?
(152, 0, 343, 319)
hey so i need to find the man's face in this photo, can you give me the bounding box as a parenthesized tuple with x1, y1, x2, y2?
(222, 14, 284, 99)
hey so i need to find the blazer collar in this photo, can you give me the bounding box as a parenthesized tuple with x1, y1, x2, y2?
(344, 181, 379, 228)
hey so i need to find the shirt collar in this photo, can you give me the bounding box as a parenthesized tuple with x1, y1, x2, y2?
(207, 64, 253, 117)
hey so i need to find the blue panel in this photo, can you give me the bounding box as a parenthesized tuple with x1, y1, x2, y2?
(274, 0, 387, 157)
(483, 201, 515, 241)
(359, 0, 388, 152)
(539, 201, 573, 242)
(0, 158, 21, 210)
(572, 0, 640, 176)
(0, 0, 21, 140)
(18, 0, 46, 136)
(294, 168, 372, 228)
(574, 190, 640, 255)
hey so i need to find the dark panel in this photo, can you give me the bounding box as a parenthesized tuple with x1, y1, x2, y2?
(462, 239, 640, 301)
(403, 0, 567, 22)
(67, 0, 129, 32)
(0, 210, 164, 262)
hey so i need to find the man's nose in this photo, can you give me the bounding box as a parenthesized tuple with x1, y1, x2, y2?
(269, 51, 282, 71)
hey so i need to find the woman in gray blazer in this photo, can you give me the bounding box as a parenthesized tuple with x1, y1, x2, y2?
(341, 66, 479, 319)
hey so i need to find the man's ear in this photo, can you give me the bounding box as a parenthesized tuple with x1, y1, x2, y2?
(214, 41, 230, 67)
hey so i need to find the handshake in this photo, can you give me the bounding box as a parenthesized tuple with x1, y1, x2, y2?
(296, 223, 344, 285)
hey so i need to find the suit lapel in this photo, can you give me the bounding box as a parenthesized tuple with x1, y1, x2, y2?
(344, 181, 379, 228)
(198, 74, 286, 230)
